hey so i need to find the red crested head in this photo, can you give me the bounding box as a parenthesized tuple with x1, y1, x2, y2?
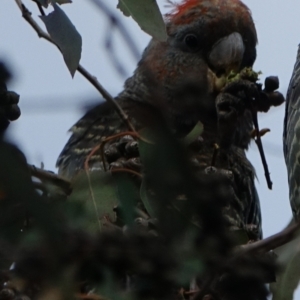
(167, 0, 254, 27)
(164, 0, 257, 70)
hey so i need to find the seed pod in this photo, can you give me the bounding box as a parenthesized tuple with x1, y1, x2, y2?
(125, 141, 139, 157)
(105, 143, 121, 162)
(6, 104, 21, 121)
(268, 91, 285, 107)
(264, 76, 279, 92)
(117, 135, 135, 153)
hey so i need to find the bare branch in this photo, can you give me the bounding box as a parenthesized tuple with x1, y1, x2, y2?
(241, 221, 300, 253)
(29, 164, 72, 195)
(77, 65, 136, 132)
(14, 0, 136, 133)
(15, 0, 54, 45)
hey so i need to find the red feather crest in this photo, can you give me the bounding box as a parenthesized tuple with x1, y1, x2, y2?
(166, 0, 250, 23)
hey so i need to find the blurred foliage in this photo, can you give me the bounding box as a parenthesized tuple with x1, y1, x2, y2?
(3, 1, 300, 299)
(270, 222, 300, 300)
(117, 0, 167, 42)
(0, 61, 278, 300)
(40, 1, 82, 77)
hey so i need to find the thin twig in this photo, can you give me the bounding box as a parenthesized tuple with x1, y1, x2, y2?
(32, 0, 46, 16)
(15, 0, 55, 45)
(241, 221, 300, 253)
(251, 108, 272, 189)
(29, 164, 72, 195)
(76, 65, 136, 132)
(85, 144, 101, 171)
(15, 0, 136, 133)
(85, 168, 102, 232)
(82, 145, 105, 232)
(83, 131, 139, 172)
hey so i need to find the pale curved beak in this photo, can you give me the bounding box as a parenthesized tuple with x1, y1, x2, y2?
(208, 32, 245, 76)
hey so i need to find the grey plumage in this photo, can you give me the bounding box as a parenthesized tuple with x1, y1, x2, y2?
(284, 45, 300, 218)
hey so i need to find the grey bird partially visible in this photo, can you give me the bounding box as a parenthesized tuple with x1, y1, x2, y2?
(284, 46, 300, 219)
(57, 0, 262, 239)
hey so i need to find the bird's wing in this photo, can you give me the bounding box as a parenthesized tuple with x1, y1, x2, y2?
(56, 101, 127, 179)
(247, 183, 262, 239)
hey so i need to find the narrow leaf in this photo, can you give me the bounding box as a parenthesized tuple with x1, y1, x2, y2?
(140, 179, 159, 218)
(117, 0, 167, 41)
(117, 1, 130, 17)
(40, 2, 82, 76)
(270, 225, 300, 300)
(138, 130, 160, 218)
(114, 174, 138, 226)
(69, 171, 119, 233)
(183, 121, 203, 145)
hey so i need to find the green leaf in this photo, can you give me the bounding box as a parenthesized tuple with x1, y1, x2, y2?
(117, 0, 167, 41)
(140, 179, 159, 219)
(183, 121, 203, 145)
(69, 171, 119, 233)
(117, 1, 130, 17)
(138, 128, 199, 230)
(114, 174, 138, 226)
(270, 223, 300, 300)
(40, 2, 82, 77)
(138, 129, 160, 218)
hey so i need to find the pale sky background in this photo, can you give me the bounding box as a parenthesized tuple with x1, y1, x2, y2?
(1, 0, 300, 296)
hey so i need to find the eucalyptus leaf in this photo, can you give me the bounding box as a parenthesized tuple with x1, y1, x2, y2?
(117, 1, 130, 17)
(140, 179, 159, 219)
(183, 121, 203, 145)
(270, 224, 300, 300)
(117, 0, 167, 41)
(138, 128, 160, 218)
(114, 174, 138, 226)
(40, 2, 82, 77)
(69, 171, 119, 233)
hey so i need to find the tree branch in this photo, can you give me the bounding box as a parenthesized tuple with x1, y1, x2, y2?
(251, 108, 273, 190)
(14, 0, 136, 133)
(29, 164, 72, 196)
(241, 221, 300, 253)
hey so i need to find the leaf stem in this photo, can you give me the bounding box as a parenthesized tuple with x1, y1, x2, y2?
(14, 0, 136, 133)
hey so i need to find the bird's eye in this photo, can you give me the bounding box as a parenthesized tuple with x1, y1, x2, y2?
(184, 34, 199, 49)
